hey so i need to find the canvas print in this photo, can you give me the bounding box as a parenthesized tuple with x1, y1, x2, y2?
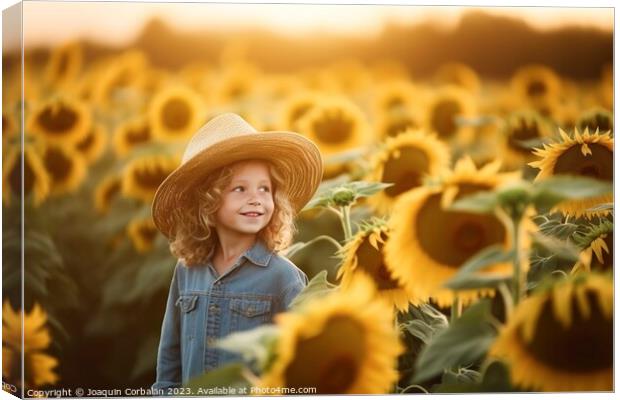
(1, 1, 614, 398)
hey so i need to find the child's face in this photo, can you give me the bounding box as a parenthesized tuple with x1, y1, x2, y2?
(215, 160, 275, 237)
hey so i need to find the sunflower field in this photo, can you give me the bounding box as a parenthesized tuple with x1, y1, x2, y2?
(2, 8, 614, 396)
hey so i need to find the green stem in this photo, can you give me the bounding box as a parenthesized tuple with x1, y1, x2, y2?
(340, 205, 353, 241)
(286, 235, 343, 259)
(497, 281, 514, 321)
(450, 296, 462, 323)
(511, 218, 523, 305)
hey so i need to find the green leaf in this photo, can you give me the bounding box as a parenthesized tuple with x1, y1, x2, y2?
(448, 191, 498, 214)
(413, 300, 497, 383)
(213, 325, 279, 372)
(288, 270, 337, 311)
(400, 303, 448, 344)
(531, 232, 580, 264)
(445, 274, 512, 290)
(533, 175, 612, 212)
(130, 334, 160, 380)
(444, 245, 514, 290)
(184, 363, 251, 392)
(432, 361, 515, 393)
(586, 202, 614, 213)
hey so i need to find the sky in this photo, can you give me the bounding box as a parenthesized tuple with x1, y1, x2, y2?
(0, 0, 614, 52)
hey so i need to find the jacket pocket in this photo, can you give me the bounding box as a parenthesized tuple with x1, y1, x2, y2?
(176, 295, 198, 313)
(229, 298, 272, 332)
(175, 294, 199, 343)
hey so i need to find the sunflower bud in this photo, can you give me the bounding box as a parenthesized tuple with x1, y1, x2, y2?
(331, 187, 356, 206)
(497, 181, 532, 219)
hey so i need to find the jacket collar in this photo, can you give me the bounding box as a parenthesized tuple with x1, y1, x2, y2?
(242, 239, 273, 267)
(207, 238, 272, 267)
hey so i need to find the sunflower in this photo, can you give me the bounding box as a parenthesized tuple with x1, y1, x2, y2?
(510, 65, 561, 117)
(2, 144, 50, 207)
(41, 144, 88, 195)
(374, 107, 423, 141)
(384, 158, 525, 307)
(113, 116, 153, 157)
(297, 97, 370, 157)
(258, 74, 303, 103)
(43, 41, 83, 89)
(2, 300, 59, 388)
(424, 85, 476, 145)
(366, 129, 450, 215)
(372, 80, 420, 116)
(94, 174, 122, 214)
(434, 62, 481, 93)
(571, 220, 613, 274)
(149, 84, 206, 142)
(26, 96, 92, 146)
(278, 91, 321, 132)
(337, 219, 415, 311)
(325, 59, 372, 95)
(500, 110, 553, 170)
(127, 217, 159, 253)
(2, 110, 18, 146)
(489, 273, 612, 391)
(529, 127, 613, 218)
(212, 62, 259, 105)
(577, 107, 613, 135)
(74, 123, 107, 165)
(91, 50, 148, 112)
(121, 155, 179, 203)
(258, 274, 404, 394)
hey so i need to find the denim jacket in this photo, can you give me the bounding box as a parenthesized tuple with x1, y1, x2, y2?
(151, 239, 308, 391)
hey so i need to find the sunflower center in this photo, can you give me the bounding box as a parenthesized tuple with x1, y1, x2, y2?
(43, 147, 73, 183)
(76, 131, 95, 151)
(519, 291, 612, 372)
(161, 98, 191, 131)
(526, 80, 547, 97)
(415, 185, 507, 267)
(312, 111, 354, 145)
(10, 153, 36, 196)
(452, 220, 485, 252)
(283, 316, 365, 394)
(134, 165, 170, 190)
(289, 103, 313, 127)
(139, 225, 158, 242)
(127, 125, 151, 144)
(382, 147, 430, 197)
(36, 104, 78, 134)
(553, 143, 613, 181)
(104, 180, 121, 205)
(385, 116, 417, 138)
(431, 99, 461, 138)
(356, 235, 400, 290)
(385, 96, 406, 112)
(508, 118, 541, 152)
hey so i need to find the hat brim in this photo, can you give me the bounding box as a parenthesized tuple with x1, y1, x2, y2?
(151, 131, 323, 238)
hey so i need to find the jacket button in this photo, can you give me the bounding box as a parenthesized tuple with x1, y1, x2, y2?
(207, 337, 215, 346)
(209, 305, 219, 313)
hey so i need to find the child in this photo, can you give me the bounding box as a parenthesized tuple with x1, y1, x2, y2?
(150, 113, 323, 391)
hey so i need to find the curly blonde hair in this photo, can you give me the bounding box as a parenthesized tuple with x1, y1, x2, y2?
(169, 160, 297, 267)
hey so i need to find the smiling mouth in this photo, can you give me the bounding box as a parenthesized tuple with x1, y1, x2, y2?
(240, 212, 264, 217)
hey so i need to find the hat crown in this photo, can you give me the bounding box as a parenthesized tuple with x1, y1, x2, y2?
(182, 113, 258, 163)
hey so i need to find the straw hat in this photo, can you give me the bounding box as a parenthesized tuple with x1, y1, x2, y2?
(152, 112, 323, 238)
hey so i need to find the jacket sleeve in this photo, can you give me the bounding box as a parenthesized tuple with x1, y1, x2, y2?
(151, 262, 182, 391)
(279, 269, 309, 312)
